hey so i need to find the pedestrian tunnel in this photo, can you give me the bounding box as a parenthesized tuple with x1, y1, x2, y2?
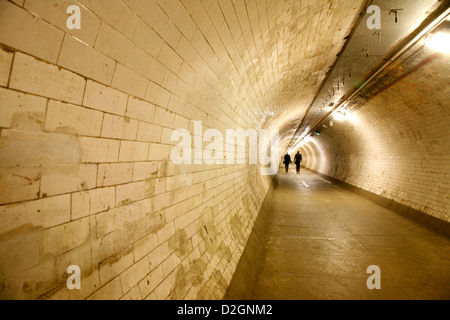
(0, 0, 449, 300)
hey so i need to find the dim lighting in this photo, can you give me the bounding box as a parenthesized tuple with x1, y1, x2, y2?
(426, 32, 450, 53)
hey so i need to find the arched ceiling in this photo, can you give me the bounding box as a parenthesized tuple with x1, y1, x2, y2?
(248, 0, 366, 144)
(234, 0, 368, 146)
(212, 0, 445, 154)
(284, 0, 445, 153)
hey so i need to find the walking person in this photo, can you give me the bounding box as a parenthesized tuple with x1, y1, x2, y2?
(283, 153, 291, 173)
(294, 151, 302, 173)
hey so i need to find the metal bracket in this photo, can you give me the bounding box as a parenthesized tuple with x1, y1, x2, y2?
(373, 31, 382, 42)
(389, 9, 404, 23)
(362, 48, 370, 58)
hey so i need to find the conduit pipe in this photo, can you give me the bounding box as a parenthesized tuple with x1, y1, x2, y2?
(298, 4, 450, 145)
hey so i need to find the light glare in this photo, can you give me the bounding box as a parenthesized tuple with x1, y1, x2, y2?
(426, 32, 450, 53)
(334, 111, 346, 121)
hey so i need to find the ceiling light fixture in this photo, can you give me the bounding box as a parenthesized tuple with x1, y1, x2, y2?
(426, 32, 450, 53)
(334, 111, 347, 121)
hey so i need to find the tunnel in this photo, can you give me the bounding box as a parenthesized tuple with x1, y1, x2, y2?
(0, 0, 449, 301)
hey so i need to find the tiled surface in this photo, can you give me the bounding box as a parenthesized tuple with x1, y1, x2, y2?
(300, 52, 450, 222)
(0, 0, 447, 301)
(0, 0, 365, 299)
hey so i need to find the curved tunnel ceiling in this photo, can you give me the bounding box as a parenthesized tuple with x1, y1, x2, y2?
(1, 0, 449, 301)
(258, 0, 446, 154)
(228, 0, 369, 137)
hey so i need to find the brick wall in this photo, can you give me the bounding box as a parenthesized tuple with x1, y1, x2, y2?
(0, 0, 275, 299)
(301, 53, 450, 223)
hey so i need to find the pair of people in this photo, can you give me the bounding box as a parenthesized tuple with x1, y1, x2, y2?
(283, 151, 302, 173)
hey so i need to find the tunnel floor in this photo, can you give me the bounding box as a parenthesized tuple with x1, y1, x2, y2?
(251, 169, 450, 300)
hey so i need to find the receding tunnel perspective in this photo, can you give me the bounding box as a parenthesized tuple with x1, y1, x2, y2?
(0, 0, 449, 301)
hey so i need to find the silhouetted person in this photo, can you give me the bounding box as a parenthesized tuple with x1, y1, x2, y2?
(283, 154, 291, 173)
(294, 151, 302, 173)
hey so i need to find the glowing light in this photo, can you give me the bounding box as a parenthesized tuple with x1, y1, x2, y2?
(334, 111, 347, 121)
(347, 112, 358, 123)
(426, 32, 450, 53)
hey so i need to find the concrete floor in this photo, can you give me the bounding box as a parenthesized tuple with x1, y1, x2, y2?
(251, 170, 450, 300)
